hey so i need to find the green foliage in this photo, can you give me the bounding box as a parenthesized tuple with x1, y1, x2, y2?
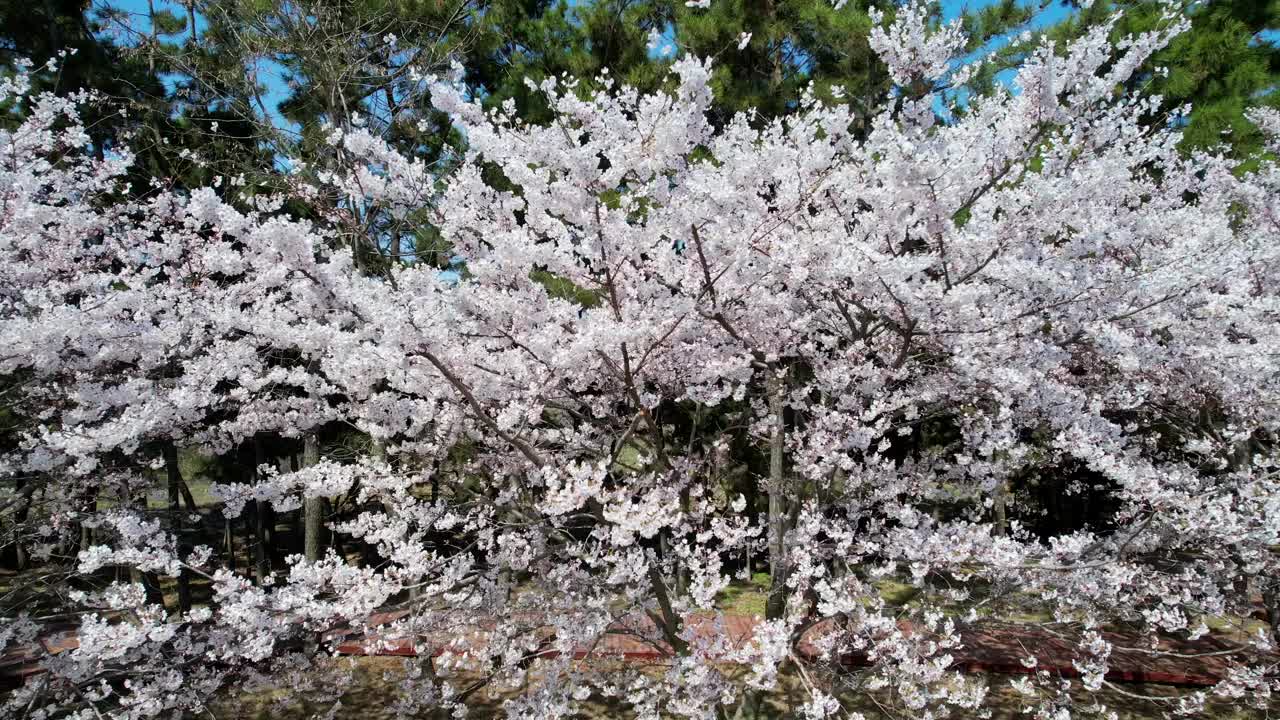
(961, 0, 1037, 53)
(462, 0, 897, 129)
(1054, 0, 1279, 161)
(530, 268, 604, 308)
(461, 0, 670, 123)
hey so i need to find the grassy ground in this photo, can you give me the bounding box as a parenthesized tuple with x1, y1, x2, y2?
(714, 572, 1047, 621)
(715, 573, 923, 617)
(145, 477, 219, 510)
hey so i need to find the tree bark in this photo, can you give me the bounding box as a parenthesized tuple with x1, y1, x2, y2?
(992, 479, 1009, 537)
(42, 0, 62, 54)
(179, 477, 197, 513)
(163, 441, 192, 613)
(77, 486, 98, 558)
(126, 487, 166, 609)
(675, 486, 691, 596)
(224, 515, 236, 572)
(1264, 586, 1280, 647)
(146, 0, 159, 74)
(303, 434, 323, 563)
(766, 367, 788, 620)
(13, 476, 29, 571)
(253, 437, 270, 584)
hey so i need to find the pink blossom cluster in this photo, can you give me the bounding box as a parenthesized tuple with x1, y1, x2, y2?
(2, 3, 1279, 717)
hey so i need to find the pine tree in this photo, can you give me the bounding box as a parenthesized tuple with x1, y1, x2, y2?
(1056, 0, 1279, 160)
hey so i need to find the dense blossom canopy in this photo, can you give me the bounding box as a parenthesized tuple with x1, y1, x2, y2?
(2, 3, 1279, 717)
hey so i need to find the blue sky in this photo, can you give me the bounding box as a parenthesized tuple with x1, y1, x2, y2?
(943, 0, 1070, 24)
(95, 0, 296, 132)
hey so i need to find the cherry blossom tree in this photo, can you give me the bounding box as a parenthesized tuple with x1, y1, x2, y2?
(2, 2, 1279, 717)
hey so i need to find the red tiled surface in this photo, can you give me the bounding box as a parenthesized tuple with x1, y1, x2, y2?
(322, 612, 1263, 687)
(2, 612, 1267, 689)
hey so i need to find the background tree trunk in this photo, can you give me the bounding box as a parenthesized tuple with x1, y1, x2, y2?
(163, 441, 192, 613)
(303, 434, 323, 563)
(253, 437, 270, 584)
(992, 479, 1009, 537)
(766, 368, 788, 620)
(126, 487, 165, 609)
(12, 477, 29, 571)
(224, 514, 236, 572)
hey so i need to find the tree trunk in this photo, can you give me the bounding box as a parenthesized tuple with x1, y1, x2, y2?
(303, 434, 323, 563)
(224, 515, 236, 572)
(253, 437, 270, 584)
(328, 499, 347, 561)
(766, 367, 788, 620)
(13, 476, 29, 571)
(992, 479, 1009, 537)
(42, 0, 62, 53)
(146, 0, 157, 73)
(675, 486, 691, 596)
(130, 562, 165, 609)
(126, 487, 166, 609)
(1263, 586, 1280, 647)
(163, 442, 192, 613)
(77, 486, 98, 557)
